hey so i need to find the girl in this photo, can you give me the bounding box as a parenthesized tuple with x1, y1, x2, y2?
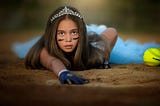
(23, 6, 118, 84)
(13, 6, 159, 84)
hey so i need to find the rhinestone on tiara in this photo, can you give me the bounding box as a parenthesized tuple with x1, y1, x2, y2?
(50, 6, 82, 23)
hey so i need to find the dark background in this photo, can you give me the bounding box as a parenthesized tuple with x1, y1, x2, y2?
(0, 0, 160, 34)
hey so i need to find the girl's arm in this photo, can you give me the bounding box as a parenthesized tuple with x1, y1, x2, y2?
(40, 48, 89, 84)
(100, 28, 118, 68)
(101, 28, 118, 50)
(40, 48, 66, 76)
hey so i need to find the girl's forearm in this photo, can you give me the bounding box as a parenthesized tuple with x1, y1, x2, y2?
(40, 48, 66, 76)
(101, 28, 118, 50)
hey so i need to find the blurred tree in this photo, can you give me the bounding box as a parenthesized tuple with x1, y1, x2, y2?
(0, 0, 159, 33)
(0, 0, 42, 32)
(106, 0, 160, 33)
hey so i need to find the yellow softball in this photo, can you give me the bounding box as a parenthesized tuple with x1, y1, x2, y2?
(143, 48, 160, 66)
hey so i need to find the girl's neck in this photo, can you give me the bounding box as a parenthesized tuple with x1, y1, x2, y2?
(63, 51, 75, 57)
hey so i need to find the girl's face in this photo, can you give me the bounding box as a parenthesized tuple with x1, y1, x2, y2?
(56, 18, 79, 53)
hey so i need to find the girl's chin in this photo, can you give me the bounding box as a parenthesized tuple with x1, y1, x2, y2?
(62, 49, 74, 53)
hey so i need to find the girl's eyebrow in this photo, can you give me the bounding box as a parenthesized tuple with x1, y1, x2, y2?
(57, 30, 65, 32)
(71, 29, 78, 31)
(70, 29, 78, 33)
(57, 29, 78, 31)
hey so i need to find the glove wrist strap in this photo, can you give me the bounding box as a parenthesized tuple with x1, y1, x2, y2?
(58, 69, 69, 77)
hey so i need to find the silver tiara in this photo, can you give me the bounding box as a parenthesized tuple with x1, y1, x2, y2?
(50, 6, 82, 23)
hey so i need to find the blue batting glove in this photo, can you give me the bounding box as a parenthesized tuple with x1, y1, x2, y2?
(59, 70, 89, 84)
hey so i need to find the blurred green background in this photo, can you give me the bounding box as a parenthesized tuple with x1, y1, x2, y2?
(0, 0, 160, 34)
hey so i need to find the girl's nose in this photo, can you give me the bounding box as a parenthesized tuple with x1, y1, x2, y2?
(65, 34, 72, 42)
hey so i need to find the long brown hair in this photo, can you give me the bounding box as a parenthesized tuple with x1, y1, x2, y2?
(25, 6, 110, 70)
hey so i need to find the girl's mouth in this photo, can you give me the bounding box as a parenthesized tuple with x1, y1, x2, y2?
(64, 45, 73, 49)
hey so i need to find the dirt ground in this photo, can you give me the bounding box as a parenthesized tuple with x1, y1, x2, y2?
(0, 31, 160, 106)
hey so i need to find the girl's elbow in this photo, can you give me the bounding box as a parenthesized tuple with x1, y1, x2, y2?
(107, 27, 118, 38)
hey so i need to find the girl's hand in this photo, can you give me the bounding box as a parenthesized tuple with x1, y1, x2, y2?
(58, 70, 89, 84)
(103, 63, 111, 69)
(103, 61, 111, 69)
(98, 61, 111, 69)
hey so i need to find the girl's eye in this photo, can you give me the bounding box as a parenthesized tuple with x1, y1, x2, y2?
(57, 31, 65, 37)
(71, 30, 78, 35)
